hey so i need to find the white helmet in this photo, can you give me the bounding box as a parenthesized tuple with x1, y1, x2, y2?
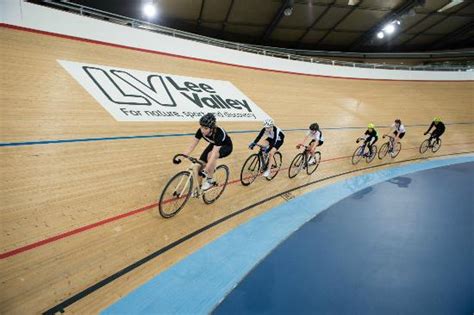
(263, 118, 274, 128)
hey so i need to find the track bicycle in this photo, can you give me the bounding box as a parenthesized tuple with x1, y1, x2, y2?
(288, 145, 321, 178)
(378, 134, 401, 159)
(419, 133, 442, 154)
(158, 154, 229, 218)
(240, 144, 283, 186)
(351, 137, 377, 165)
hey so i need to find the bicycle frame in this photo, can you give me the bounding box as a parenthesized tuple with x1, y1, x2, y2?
(173, 154, 206, 198)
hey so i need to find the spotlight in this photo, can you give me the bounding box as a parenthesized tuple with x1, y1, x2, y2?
(383, 23, 396, 34)
(143, 3, 157, 18)
(284, 6, 293, 16)
(377, 31, 385, 39)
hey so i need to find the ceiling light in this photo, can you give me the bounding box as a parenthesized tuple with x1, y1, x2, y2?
(143, 3, 157, 18)
(383, 23, 396, 34)
(377, 31, 385, 39)
(284, 7, 293, 16)
(438, 0, 464, 12)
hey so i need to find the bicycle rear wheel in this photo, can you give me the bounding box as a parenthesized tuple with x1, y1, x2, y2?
(203, 164, 229, 204)
(419, 139, 429, 154)
(351, 146, 363, 165)
(378, 142, 389, 159)
(158, 171, 193, 218)
(306, 151, 321, 175)
(391, 142, 402, 158)
(432, 138, 442, 153)
(289, 153, 303, 178)
(366, 145, 377, 163)
(240, 154, 260, 186)
(265, 151, 283, 181)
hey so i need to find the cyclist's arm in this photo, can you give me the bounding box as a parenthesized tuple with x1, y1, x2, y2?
(253, 128, 265, 144)
(183, 137, 199, 156)
(425, 122, 435, 134)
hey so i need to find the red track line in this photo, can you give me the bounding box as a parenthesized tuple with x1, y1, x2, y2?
(1, 142, 472, 259)
(1, 23, 471, 83)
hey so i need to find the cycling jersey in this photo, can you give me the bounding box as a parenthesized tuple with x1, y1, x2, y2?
(254, 126, 285, 148)
(425, 121, 445, 134)
(365, 129, 378, 139)
(392, 123, 406, 133)
(307, 130, 324, 142)
(195, 127, 232, 147)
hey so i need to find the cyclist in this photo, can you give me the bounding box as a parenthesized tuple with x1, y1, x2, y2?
(296, 123, 324, 165)
(180, 113, 233, 191)
(424, 117, 445, 142)
(357, 123, 378, 157)
(386, 119, 406, 152)
(249, 118, 285, 178)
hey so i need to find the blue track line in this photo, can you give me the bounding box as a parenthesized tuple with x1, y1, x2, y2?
(1, 122, 473, 148)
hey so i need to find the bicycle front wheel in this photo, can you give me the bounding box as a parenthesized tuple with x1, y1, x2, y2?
(265, 152, 283, 181)
(289, 153, 303, 178)
(203, 164, 229, 204)
(240, 154, 260, 186)
(432, 138, 442, 153)
(307, 151, 321, 175)
(352, 146, 363, 165)
(378, 142, 389, 159)
(158, 171, 193, 218)
(419, 139, 429, 154)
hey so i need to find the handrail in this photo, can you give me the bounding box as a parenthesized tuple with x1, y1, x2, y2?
(38, 0, 473, 72)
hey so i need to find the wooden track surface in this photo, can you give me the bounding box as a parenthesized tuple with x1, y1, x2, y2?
(1, 26, 473, 314)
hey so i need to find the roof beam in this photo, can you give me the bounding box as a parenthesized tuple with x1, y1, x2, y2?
(429, 20, 474, 50)
(295, 0, 335, 47)
(261, 0, 293, 43)
(348, 0, 422, 51)
(313, 0, 362, 47)
(196, 0, 205, 30)
(399, 1, 470, 47)
(220, 0, 235, 34)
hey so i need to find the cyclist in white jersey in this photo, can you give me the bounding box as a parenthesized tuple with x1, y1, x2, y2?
(249, 118, 285, 178)
(296, 123, 324, 165)
(385, 119, 406, 152)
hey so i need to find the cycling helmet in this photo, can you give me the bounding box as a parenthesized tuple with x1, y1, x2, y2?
(309, 123, 319, 131)
(434, 117, 441, 122)
(263, 118, 274, 128)
(199, 113, 216, 128)
(368, 123, 375, 129)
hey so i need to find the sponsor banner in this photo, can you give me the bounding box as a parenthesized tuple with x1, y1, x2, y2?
(58, 60, 270, 122)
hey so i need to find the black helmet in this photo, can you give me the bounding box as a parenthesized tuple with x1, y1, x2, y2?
(199, 113, 216, 128)
(309, 123, 319, 131)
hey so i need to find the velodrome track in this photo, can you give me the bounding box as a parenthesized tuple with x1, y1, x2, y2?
(1, 25, 473, 313)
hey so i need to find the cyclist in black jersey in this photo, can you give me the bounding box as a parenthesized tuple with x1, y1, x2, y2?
(424, 117, 445, 141)
(358, 123, 378, 156)
(181, 113, 233, 190)
(249, 118, 285, 178)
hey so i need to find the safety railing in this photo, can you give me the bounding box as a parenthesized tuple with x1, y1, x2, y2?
(38, 0, 473, 72)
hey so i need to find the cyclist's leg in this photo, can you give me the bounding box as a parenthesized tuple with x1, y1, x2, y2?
(392, 131, 398, 151)
(199, 144, 213, 184)
(364, 139, 371, 156)
(205, 143, 233, 177)
(308, 140, 316, 161)
(434, 129, 443, 142)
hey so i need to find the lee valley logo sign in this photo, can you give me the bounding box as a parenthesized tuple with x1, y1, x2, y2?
(58, 60, 269, 122)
